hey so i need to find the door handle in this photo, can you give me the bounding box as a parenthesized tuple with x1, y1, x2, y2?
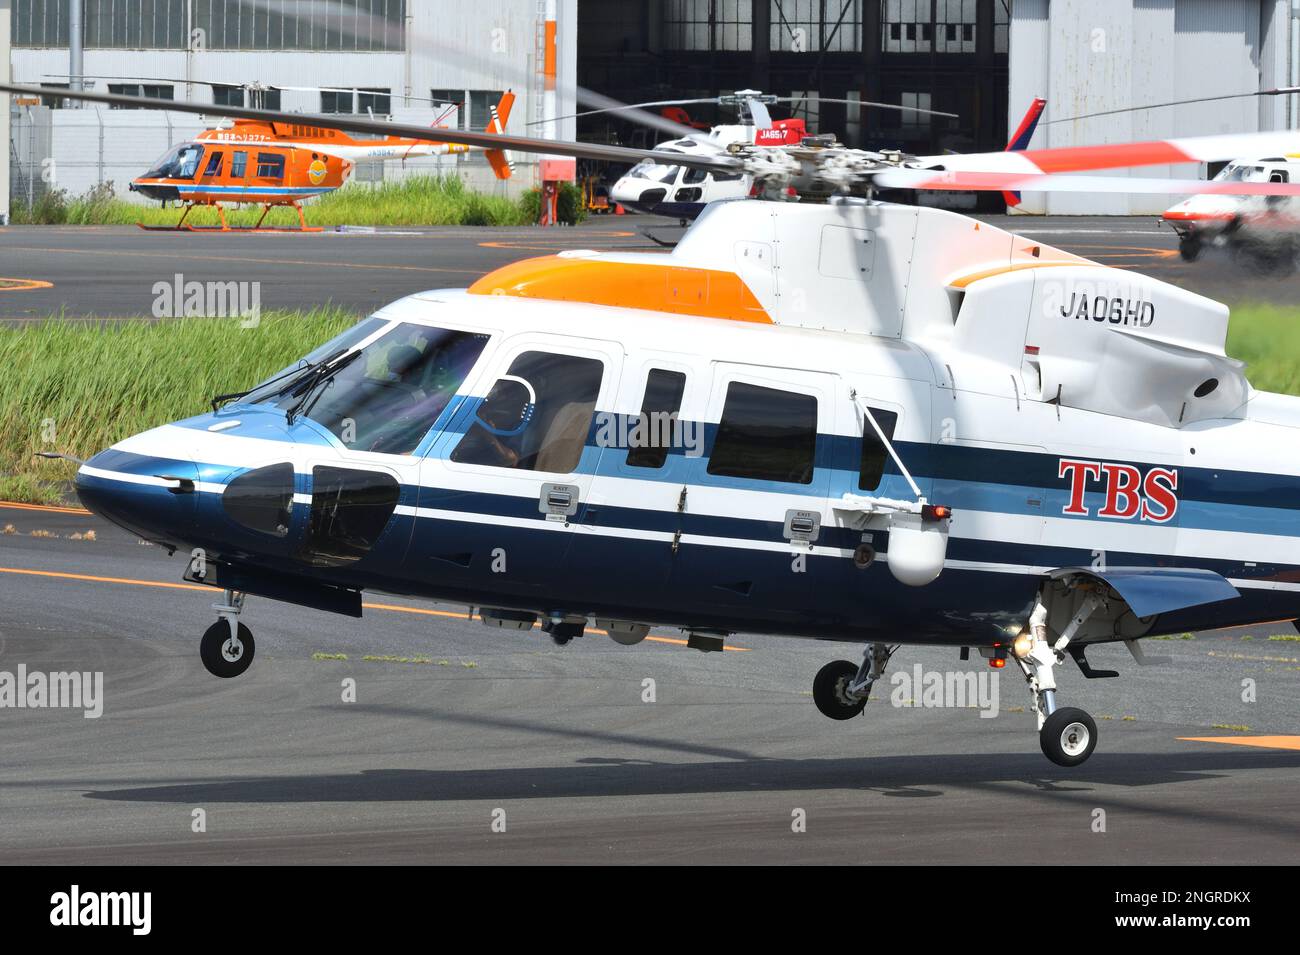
(539, 482, 580, 519)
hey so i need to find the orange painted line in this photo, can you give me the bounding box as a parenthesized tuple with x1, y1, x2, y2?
(0, 566, 749, 651)
(0, 500, 91, 514)
(0, 566, 208, 591)
(469, 254, 773, 323)
(1179, 736, 1300, 751)
(0, 277, 53, 291)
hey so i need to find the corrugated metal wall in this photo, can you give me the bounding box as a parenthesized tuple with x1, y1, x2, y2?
(1010, 0, 1291, 215)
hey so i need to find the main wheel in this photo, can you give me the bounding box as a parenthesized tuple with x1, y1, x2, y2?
(1178, 235, 1202, 262)
(1040, 707, 1097, 767)
(200, 620, 255, 678)
(812, 660, 868, 720)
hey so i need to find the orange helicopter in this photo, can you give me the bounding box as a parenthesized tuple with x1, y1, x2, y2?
(127, 90, 516, 232)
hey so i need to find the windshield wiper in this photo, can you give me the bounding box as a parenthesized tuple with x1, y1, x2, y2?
(283, 349, 363, 426)
(210, 348, 350, 414)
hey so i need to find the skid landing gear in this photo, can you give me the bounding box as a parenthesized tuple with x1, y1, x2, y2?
(1016, 596, 1100, 766)
(200, 589, 255, 678)
(813, 642, 894, 720)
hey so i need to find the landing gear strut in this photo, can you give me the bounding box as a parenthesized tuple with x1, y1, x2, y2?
(1016, 595, 1100, 766)
(200, 589, 255, 678)
(812, 642, 894, 720)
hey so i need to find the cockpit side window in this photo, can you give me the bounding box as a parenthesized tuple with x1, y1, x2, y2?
(451, 351, 604, 474)
(203, 151, 224, 177)
(298, 466, 400, 567)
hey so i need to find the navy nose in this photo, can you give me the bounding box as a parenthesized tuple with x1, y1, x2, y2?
(76, 447, 200, 546)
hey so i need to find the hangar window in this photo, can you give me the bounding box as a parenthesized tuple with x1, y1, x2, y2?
(298, 467, 400, 567)
(627, 370, 688, 470)
(858, 407, 899, 491)
(708, 382, 817, 485)
(223, 463, 295, 538)
(452, 352, 604, 474)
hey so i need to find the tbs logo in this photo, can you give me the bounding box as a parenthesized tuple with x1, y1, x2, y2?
(1057, 458, 1178, 523)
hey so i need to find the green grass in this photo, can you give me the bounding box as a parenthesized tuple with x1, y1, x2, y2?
(10, 176, 587, 228)
(0, 310, 358, 504)
(3, 302, 1300, 507)
(1224, 304, 1300, 395)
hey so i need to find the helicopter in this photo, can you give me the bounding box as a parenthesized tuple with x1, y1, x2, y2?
(7, 81, 1300, 768)
(1035, 89, 1300, 265)
(42, 75, 516, 232)
(1161, 158, 1300, 267)
(536, 90, 961, 223)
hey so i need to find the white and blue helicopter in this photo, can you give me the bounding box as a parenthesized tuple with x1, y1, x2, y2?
(10, 82, 1300, 767)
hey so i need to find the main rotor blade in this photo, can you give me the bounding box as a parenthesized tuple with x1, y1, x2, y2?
(0, 83, 745, 173)
(874, 168, 1300, 196)
(916, 128, 1300, 176)
(1044, 89, 1300, 126)
(775, 96, 960, 119)
(529, 98, 720, 126)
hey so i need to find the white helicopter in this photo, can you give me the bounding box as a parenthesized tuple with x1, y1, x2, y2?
(1038, 89, 1300, 264)
(9, 81, 1300, 768)
(537, 90, 959, 223)
(1161, 157, 1300, 265)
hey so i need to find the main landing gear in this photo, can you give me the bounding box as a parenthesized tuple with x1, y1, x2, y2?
(812, 643, 894, 720)
(199, 589, 255, 678)
(1016, 595, 1101, 766)
(811, 597, 1102, 766)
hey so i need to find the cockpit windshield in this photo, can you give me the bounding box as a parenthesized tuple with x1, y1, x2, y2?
(145, 143, 206, 180)
(250, 320, 491, 455)
(628, 157, 682, 184)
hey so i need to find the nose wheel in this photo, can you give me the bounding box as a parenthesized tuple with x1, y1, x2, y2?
(200, 589, 255, 678)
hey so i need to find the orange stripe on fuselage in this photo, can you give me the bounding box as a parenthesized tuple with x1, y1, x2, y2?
(947, 258, 1091, 289)
(468, 256, 773, 323)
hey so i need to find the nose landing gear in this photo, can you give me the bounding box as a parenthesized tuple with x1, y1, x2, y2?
(199, 589, 255, 678)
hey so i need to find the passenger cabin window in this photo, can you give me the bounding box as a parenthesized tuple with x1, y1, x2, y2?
(298, 466, 400, 567)
(231, 151, 247, 178)
(858, 408, 899, 491)
(256, 152, 285, 179)
(452, 351, 603, 474)
(251, 322, 490, 454)
(626, 369, 687, 470)
(203, 151, 223, 177)
(222, 463, 294, 537)
(707, 382, 817, 484)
